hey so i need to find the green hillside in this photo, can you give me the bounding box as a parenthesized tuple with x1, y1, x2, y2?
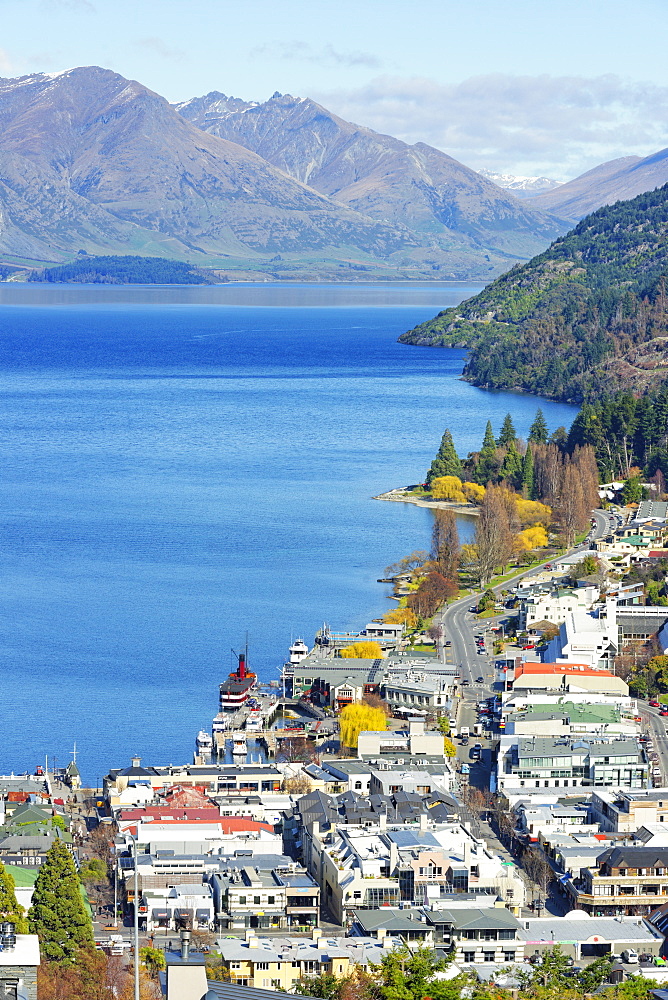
(29, 255, 218, 285)
(400, 184, 668, 402)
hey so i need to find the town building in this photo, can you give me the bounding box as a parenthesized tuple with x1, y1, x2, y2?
(424, 906, 525, 964)
(520, 910, 662, 960)
(496, 736, 648, 798)
(213, 930, 393, 990)
(589, 789, 668, 833)
(0, 932, 40, 1000)
(567, 845, 668, 915)
(210, 865, 320, 931)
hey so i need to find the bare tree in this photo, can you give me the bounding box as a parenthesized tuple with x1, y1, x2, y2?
(475, 484, 513, 584)
(431, 509, 461, 579)
(522, 846, 555, 895)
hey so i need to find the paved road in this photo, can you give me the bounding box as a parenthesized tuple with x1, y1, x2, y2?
(440, 507, 612, 741)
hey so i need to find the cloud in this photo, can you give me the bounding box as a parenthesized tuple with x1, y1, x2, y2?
(312, 73, 668, 180)
(136, 37, 185, 62)
(251, 41, 383, 70)
(0, 49, 13, 74)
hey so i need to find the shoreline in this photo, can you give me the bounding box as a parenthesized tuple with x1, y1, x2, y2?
(372, 486, 480, 516)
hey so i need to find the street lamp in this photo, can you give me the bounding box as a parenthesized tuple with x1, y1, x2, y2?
(130, 834, 140, 1000)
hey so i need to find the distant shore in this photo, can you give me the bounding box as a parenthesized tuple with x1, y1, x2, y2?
(373, 486, 480, 516)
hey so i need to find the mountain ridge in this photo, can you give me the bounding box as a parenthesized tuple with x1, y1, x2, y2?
(175, 90, 568, 268)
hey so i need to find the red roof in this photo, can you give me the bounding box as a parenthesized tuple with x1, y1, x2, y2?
(117, 808, 273, 834)
(515, 661, 615, 678)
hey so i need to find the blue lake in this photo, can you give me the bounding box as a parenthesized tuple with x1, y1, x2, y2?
(0, 283, 578, 783)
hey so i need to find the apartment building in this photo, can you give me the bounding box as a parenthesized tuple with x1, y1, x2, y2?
(496, 736, 648, 798)
(210, 865, 320, 931)
(425, 907, 525, 964)
(214, 931, 393, 990)
(589, 789, 668, 833)
(567, 846, 668, 916)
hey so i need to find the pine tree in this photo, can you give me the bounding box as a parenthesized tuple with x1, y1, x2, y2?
(497, 413, 516, 447)
(528, 408, 549, 444)
(499, 441, 522, 488)
(522, 446, 535, 499)
(0, 862, 26, 932)
(481, 420, 496, 451)
(426, 429, 462, 485)
(475, 420, 500, 484)
(29, 839, 94, 964)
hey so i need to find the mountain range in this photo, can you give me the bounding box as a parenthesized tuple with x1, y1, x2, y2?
(1, 65, 668, 280)
(526, 149, 668, 221)
(0, 67, 566, 279)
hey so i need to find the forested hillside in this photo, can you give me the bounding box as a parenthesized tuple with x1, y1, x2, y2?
(29, 256, 216, 284)
(400, 185, 668, 402)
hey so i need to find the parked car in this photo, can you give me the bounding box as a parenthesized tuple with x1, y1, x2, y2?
(649, 700, 660, 708)
(476, 675, 484, 682)
(622, 949, 639, 964)
(460, 737, 469, 746)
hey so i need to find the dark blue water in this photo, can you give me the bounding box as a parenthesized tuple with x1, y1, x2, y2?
(0, 283, 578, 783)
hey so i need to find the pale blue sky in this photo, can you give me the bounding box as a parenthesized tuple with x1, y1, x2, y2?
(2, 0, 668, 179)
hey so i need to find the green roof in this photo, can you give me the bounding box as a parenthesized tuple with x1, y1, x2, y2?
(4, 864, 39, 887)
(509, 701, 620, 725)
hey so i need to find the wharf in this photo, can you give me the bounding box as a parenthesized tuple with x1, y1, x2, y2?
(212, 697, 327, 759)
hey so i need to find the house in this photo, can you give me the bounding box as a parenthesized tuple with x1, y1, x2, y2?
(351, 908, 434, 942)
(357, 720, 446, 758)
(505, 662, 628, 697)
(520, 587, 599, 630)
(590, 790, 668, 833)
(542, 604, 619, 670)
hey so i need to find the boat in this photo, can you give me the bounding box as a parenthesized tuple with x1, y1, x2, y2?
(232, 734, 248, 756)
(195, 730, 213, 754)
(219, 651, 257, 712)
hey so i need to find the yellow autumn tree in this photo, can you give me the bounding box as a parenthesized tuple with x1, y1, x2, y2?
(431, 475, 467, 502)
(443, 737, 457, 757)
(515, 498, 552, 526)
(382, 608, 418, 628)
(339, 640, 384, 659)
(339, 704, 389, 748)
(462, 482, 486, 505)
(516, 524, 549, 550)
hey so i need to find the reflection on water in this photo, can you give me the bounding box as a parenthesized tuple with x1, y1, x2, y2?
(0, 281, 482, 310)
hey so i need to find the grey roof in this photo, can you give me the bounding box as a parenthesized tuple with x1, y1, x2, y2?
(352, 909, 432, 933)
(520, 915, 661, 943)
(597, 846, 668, 869)
(206, 980, 322, 1000)
(0, 834, 55, 850)
(428, 907, 520, 931)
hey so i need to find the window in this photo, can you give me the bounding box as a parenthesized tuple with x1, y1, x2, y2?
(254, 896, 261, 905)
(257, 963, 269, 971)
(231, 963, 241, 970)
(463, 952, 475, 963)
(355, 782, 362, 790)
(484, 952, 495, 962)
(353, 891, 362, 900)
(504, 953, 516, 963)
(499, 930, 515, 940)
(239, 896, 247, 905)
(268, 896, 275, 905)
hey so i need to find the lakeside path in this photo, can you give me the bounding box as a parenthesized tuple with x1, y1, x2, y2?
(373, 486, 479, 516)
